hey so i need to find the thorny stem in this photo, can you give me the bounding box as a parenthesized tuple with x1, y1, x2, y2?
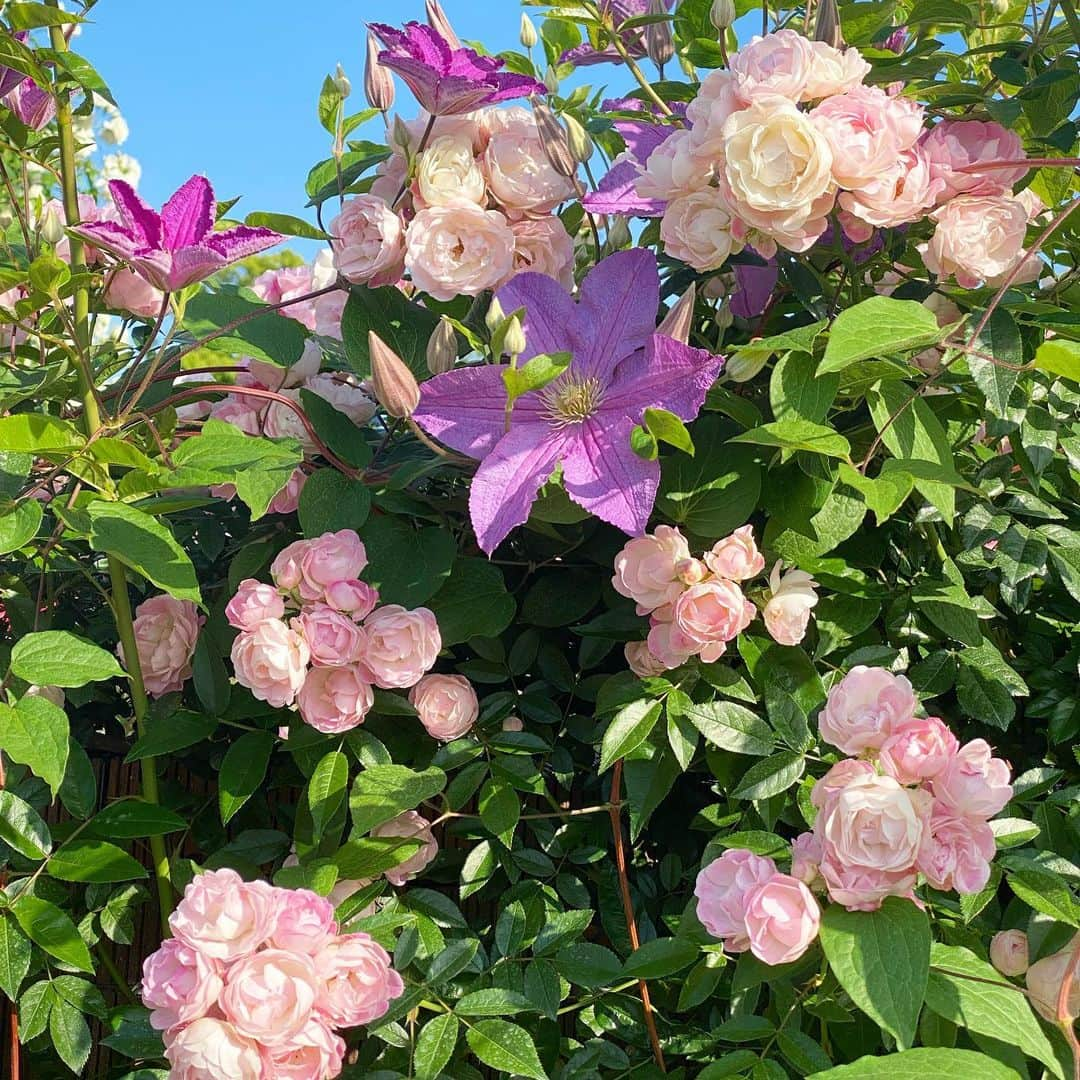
(610, 759, 667, 1073)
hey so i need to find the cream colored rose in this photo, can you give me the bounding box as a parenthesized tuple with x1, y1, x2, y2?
(660, 189, 742, 272)
(802, 41, 870, 100)
(416, 135, 486, 208)
(483, 110, 576, 215)
(405, 205, 515, 301)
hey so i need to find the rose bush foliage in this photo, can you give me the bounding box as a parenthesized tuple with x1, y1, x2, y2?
(0, 0, 1078, 1078)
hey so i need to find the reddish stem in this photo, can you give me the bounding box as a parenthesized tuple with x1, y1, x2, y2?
(955, 157, 1080, 172)
(8, 1007, 18, 1080)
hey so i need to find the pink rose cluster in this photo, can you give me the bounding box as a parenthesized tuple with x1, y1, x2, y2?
(331, 105, 577, 303)
(613, 524, 819, 673)
(142, 868, 403, 1080)
(251, 248, 347, 341)
(227, 529, 443, 734)
(640, 29, 1037, 287)
(793, 666, 1013, 911)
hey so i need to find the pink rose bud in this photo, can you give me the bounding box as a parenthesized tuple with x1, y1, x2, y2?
(409, 673, 478, 741)
(164, 1017, 262, 1079)
(295, 603, 365, 667)
(270, 539, 310, 593)
(362, 605, 441, 689)
(656, 282, 697, 345)
(990, 929, 1029, 977)
(371, 810, 439, 886)
(624, 640, 668, 679)
(297, 664, 374, 734)
(230, 618, 310, 708)
(694, 849, 778, 951)
(315, 931, 405, 1028)
(368, 331, 420, 418)
(819, 665, 917, 756)
(323, 578, 379, 619)
(879, 716, 959, 784)
(763, 563, 818, 647)
(612, 525, 694, 614)
(221, 949, 322, 1048)
(932, 738, 1013, 819)
(790, 831, 823, 887)
(122, 594, 204, 699)
(140, 939, 223, 1032)
(168, 868, 282, 962)
(743, 873, 821, 965)
(225, 579, 285, 632)
(704, 525, 766, 582)
(364, 29, 395, 112)
(1025, 936, 1080, 1022)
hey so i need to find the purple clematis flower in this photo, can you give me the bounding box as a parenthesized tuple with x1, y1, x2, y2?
(70, 175, 282, 292)
(0, 33, 55, 130)
(371, 22, 546, 116)
(413, 250, 724, 554)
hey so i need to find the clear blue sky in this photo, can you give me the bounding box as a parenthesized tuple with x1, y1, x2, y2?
(79, 1, 609, 225)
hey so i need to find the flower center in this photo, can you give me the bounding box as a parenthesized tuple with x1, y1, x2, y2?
(541, 374, 604, 427)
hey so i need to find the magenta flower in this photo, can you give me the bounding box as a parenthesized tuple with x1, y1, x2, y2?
(70, 175, 282, 292)
(0, 34, 54, 130)
(413, 250, 723, 553)
(370, 21, 546, 116)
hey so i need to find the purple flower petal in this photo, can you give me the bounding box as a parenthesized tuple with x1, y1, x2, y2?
(159, 245, 227, 291)
(204, 224, 282, 262)
(130, 250, 175, 292)
(562, 415, 658, 536)
(160, 174, 215, 251)
(730, 258, 779, 320)
(469, 425, 567, 554)
(496, 272, 581, 363)
(67, 220, 144, 263)
(581, 160, 665, 217)
(6, 78, 54, 130)
(603, 334, 724, 421)
(107, 180, 162, 251)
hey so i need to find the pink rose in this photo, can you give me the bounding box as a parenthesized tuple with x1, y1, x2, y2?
(990, 929, 1029, 977)
(231, 618, 310, 708)
(818, 861, 915, 912)
(802, 40, 870, 100)
(810, 759, 877, 810)
(406, 205, 515, 301)
(329, 195, 405, 287)
(921, 195, 1028, 288)
(263, 390, 316, 451)
(268, 468, 307, 516)
(932, 738, 1012, 818)
(247, 341, 322, 391)
(763, 563, 819, 646)
(362, 604, 441, 689)
(271, 539, 310, 593)
(164, 1017, 262, 1080)
(123, 595, 203, 699)
(324, 579, 379, 619)
(694, 849, 778, 950)
(299, 530, 368, 601)
(673, 579, 756, 663)
(879, 716, 958, 784)
(105, 267, 165, 318)
(483, 107, 577, 215)
(918, 808, 994, 894)
(838, 145, 945, 233)
(704, 525, 765, 582)
(261, 1017, 346, 1080)
(169, 868, 281, 962)
(636, 128, 714, 203)
(624, 640, 668, 679)
(269, 888, 337, 954)
(371, 810, 439, 885)
(790, 831, 823, 887)
(315, 932, 405, 1027)
(660, 189, 741, 273)
(729, 30, 814, 102)
(252, 252, 341, 335)
(503, 216, 575, 289)
(409, 673, 478, 741)
(645, 611, 698, 671)
(303, 372, 377, 426)
(222, 948, 321, 1047)
(743, 873, 821, 965)
(209, 396, 263, 436)
(296, 603, 364, 667)
(225, 579, 285, 631)
(1025, 936, 1080, 1022)
(612, 525, 693, 614)
(819, 665, 917, 755)
(141, 939, 223, 1031)
(296, 664, 374, 734)
(920, 119, 1027, 202)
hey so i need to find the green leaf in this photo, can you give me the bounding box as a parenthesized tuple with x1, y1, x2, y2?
(49, 997, 92, 1075)
(465, 1019, 548, 1080)
(0, 790, 51, 861)
(334, 835, 424, 880)
(631, 424, 658, 460)
(731, 419, 850, 459)
(126, 710, 218, 762)
(555, 942, 622, 988)
(0, 414, 84, 454)
(10, 630, 124, 688)
(644, 407, 694, 455)
(349, 765, 447, 835)
(1034, 337, 1080, 382)
(457, 988, 535, 1017)
(478, 778, 520, 842)
(838, 463, 913, 526)
(771, 351, 838, 424)
(218, 731, 275, 824)
(358, 516, 456, 607)
(0, 499, 41, 554)
(599, 699, 663, 772)
(317, 73, 343, 132)
(0, 696, 68, 797)
(298, 469, 371, 536)
(87, 502, 200, 603)
(925, 944, 1062, 1078)
(821, 296, 944, 373)
(182, 289, 305, 368)
(504, 351, 571, 406)
(809, 1049, 1023, 1079)
(682, 700, 775, 756)
(1007, 865, 1079, 926)
(299, 389, 373, 469)
(730, 751, 805, 800)
(308, 750, 350, 843)
(621, 938, 699, 979)
(0, 914, 31, 1001)
(342, 285, 440, 381)
(414, 1012, 459, 1080)
(968, 309, 1023, 418)
(911, 581, 982, 647)
(11, 896, 93, 973)
(244, 211, 327, 241)
(47, 839, 146, 883)
(819, 897, 930, 1050)
(84, 800, 187, 840)
(429, 559, 515, 646)
(425, 938, 478, 982)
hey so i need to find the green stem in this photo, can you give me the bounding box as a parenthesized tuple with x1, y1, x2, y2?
(607, 28, 675, 118)
(95, 942, 139, 1006)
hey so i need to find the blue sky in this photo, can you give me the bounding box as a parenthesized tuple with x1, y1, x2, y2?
(80, 1, 606, 225)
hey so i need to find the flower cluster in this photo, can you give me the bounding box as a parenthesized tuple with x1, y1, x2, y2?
(633, 29, 1038, 287)
(226, 529, 446, 736)
(613, 524, 819, 673)
(141, 868, 403, 1079)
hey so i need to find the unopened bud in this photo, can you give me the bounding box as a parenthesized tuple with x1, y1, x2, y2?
(426, 316, 457, 375)
(365, 31, 395, 112)
(485, 297, 505, 335)
(812, 0, 843, 49)
(520, 13, 538, 49)
(334, 63, 351, 99)
(563, 113, 593, 165)
(39, 204, 64, 245)
(532, 99, 576, 180)
(710, 0, 736, 31)
(503, 315, 527, 358)
(724, 348, 767, 383)
(644, 0, 674, 69)
(543, 66, 560, 95)
(657, 282, 696, 344)
(368, 331, 420, 418)
(991, 0, 1008, 12)
(425, 0, 461, 49)
(607, 215, 632, 249)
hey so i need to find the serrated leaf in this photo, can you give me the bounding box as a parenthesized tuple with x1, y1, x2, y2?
(11, 630, 124, 688)
(308, 750, 350, 843)
(599, 698, 663, 772)
(465, 1019, 547, 1080)
(414, 1012, 459, 1080)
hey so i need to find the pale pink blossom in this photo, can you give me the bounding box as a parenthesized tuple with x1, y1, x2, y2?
(303, 372, 378, 426)
(920, 119, 1028, 202)
(261, 1017, 345, 1080)
(503, 216, 575, 289)
(695, 849, 778, 951)
(315, 932, 405, 1027)
(932, 738, 1013, 818)
(267, 468, 307, 515)
(645, 612, 698, 670)
(819, 665, 918, 756)
(729, 30, 815, 102)
(372, 810, 439, 885)
(743, 873, 821, 965)
(636, 128, 714, 202)
(483, 107, 577, 214)
(323, 579, 379, 620)
(296, 664, 374, 734)
(231, 618, 310, 708)
(673, 579, 756, 663)
(624, 640, 668, 679)
(296, 603, 364, 667)
(704, 525, 765, 582)
(762, 563, 818, 646)
(406, 205, 515, 301)
(409, 673, 478, 741)
(247, 340, 322, 391)
(917, 809, 995, 894)
(660, 188, 741, 272)
(329, 195, 405, 286)
(262, 389, 316, 451)
(612, 525, 693, 614)
(169, 868, 281, 962)
(685, 71, 743, 151)
(879, 716, 958, 784)
(990, 929, 1029, 977)
(790, 831, 823, 887)
(298, 530, 369, 602)
(838, 145, 945, 234)
(222, 949, 321, 1047)
(1025, 936, 1080, 1022)
(802, 40, 870, 100)
(362, 605, 442, 688)
(141, 939, 223, 1031)
(164, 1017, 262, 1080)
(105, 267, 165, 318)
(921, 195, 1028, 288)
(810, 759, 876, 810)
(124, 595, 203, 698)
(226, 579, 285, 631)
(269, 889, 338, 954)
